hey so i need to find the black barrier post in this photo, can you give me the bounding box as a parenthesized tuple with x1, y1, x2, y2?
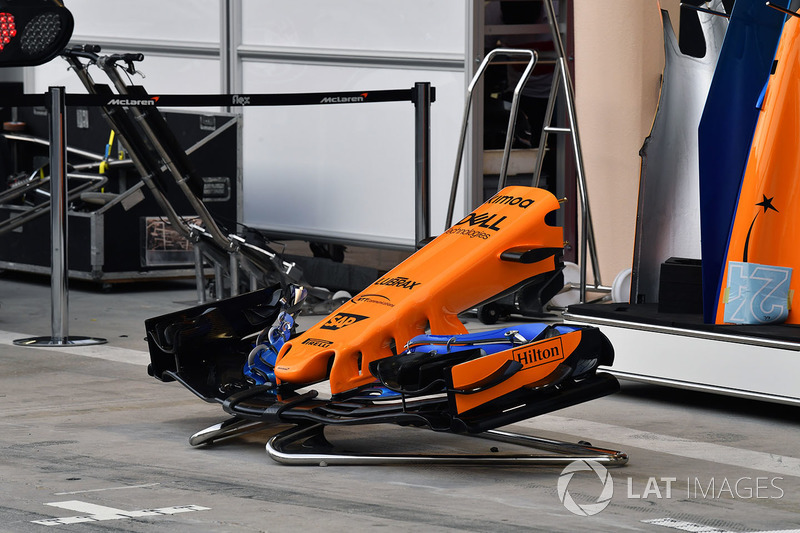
(413, 82, 432, 248)
(14, 87, 106, 348)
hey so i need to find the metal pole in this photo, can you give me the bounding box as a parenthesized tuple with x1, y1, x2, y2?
(50, 86, 68, 343)
(194, 245, 207, 304)
(413, 82, 432, 248)
(214, 262, 224, 300)
(229, 252, 240, 297)
(14, 87, 106, 347)
(543, 0, 602, 302)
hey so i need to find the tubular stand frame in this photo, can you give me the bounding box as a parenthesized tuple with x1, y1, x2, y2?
(267, 423, 628, 467)
(93, 58, 433, 301)
(188, 417, 627, 467)
(445, 48, 538, 229)
(535, 0, 602, 302)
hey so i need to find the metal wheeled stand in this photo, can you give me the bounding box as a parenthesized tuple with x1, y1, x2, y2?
(62, 46, 301, 302)
(187, 417, 627, 468)
(61, 46, 434, 304)
(176, 353, 629, 466)
(267, 424, 627, 467)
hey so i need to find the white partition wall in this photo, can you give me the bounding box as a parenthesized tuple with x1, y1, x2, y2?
(23, 0, 470, 249)
(30, 0, 223, 94)
(68, 0, 221, 44)
(238, 0, 467, 247)
(239, 65, 465, 246)
(30, 55, 223, 96)
(239, 1, 464, 57)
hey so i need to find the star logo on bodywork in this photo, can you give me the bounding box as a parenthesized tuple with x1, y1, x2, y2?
(742, 195, 779, 262)
(756, 195, 778, 213)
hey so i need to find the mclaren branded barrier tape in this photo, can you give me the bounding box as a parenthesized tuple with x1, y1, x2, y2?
(0, 89, 435, 108)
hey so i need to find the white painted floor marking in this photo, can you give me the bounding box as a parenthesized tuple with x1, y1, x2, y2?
(31, 500, 209, 526)
(643, 517, 800, 533)
(0, 330, 149, 365)
(54, 482, 160, 496)
(521, 415, 800, 478)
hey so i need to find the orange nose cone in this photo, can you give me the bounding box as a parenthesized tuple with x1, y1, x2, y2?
(273, 341, 333, 385)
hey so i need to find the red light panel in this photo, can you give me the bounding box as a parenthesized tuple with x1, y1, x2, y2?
(0, 13, 17, 51)
(0, 1, 73, 67)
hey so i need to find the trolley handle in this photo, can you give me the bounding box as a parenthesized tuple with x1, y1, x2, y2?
(62, 44, 102, 63)
(98, 52, 144, 75)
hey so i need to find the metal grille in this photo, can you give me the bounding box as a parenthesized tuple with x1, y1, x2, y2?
(20, 12, 61, 55)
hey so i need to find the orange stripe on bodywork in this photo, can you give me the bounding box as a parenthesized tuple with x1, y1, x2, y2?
(449, 330, 582, 414)
(716, 16, 800, 324)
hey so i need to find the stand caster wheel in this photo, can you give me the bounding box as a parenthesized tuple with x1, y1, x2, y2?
(477, 303, 501, 325)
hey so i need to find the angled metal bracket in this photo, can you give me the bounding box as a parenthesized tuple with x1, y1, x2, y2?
(265, 423, 628, 467)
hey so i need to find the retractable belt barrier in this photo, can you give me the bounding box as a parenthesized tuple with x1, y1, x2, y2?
(4, 84, 435, 245)
(5, 82, 435, 346)
(2, 88, 435, 108)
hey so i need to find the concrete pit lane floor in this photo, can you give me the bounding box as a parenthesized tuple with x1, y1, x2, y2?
(1, 271, 799, 532)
